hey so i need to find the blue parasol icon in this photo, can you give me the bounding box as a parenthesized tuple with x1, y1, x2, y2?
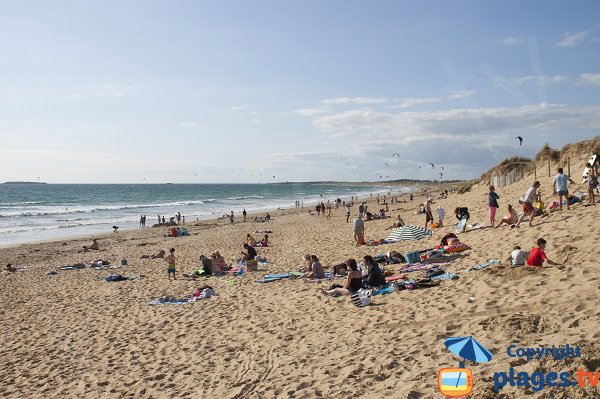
(445, 336, 493, 368)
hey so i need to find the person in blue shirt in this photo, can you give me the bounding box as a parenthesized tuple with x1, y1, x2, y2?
(552, 168, 576, 212)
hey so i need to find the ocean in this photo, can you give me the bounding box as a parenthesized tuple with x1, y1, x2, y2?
(0, 183, 407, 247)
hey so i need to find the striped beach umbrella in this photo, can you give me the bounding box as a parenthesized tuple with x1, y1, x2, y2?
(385, 225, 432, 242)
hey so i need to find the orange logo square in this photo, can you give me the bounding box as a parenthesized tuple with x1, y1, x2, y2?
(438, 367, 473, 397)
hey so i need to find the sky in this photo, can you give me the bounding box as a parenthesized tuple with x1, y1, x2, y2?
(1, 0, 599, 183)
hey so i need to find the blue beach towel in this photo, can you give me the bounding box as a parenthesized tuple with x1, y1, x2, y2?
(431, 273, 458, 280)
(466, 260, 500, 272)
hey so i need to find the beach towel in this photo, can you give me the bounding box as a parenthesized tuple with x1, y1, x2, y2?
(148, 297, 189, 305)
(372, 286, 395, 296)
(306, 272, 337, 283)
(431, 273, 458, 280)
(400, 261, 453, 273)
(256, 273, 293, 283)
(385, 274, 406, 282)
(465, 260, 501, 272)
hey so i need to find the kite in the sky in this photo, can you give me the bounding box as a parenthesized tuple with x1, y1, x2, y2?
(392, 153, 400, 157)
(516, 136, 523, 146)
(430, 163, 435, 169)
(385, 163, 389, 167)
(440, 172, 443, 179)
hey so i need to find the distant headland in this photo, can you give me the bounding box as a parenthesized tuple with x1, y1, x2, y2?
(2, 181, 47, 185)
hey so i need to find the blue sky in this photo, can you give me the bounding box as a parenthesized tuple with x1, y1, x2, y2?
(1, 0, 599, 183)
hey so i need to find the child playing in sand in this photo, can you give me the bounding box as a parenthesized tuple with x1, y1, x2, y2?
(516, 181, 540, 228)
(488, 185, 499, 225)
(165, 248, 176, 280)
(437, 206, 445, 227)
(511, 246, 526, 266)
(553, 168, 576, 212)
(527, 238, 560, 268)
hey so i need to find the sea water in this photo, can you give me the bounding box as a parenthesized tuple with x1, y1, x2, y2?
(0, 183, 407, 247)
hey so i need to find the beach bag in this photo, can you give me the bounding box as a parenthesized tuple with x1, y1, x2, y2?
(350, 289, 372, 307)
(405, 251, 421, 264)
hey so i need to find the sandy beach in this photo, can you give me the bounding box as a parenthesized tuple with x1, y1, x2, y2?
(2, 142, 600, 398)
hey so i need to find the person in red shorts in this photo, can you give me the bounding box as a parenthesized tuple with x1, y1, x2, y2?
(527, 238, 560, 267)
(516, 181, 540, 228)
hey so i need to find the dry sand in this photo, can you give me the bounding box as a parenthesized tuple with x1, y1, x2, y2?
(1, 163, 600, 398)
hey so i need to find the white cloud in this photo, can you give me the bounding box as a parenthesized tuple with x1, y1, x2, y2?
(500, 36, 524, 46)
(556, 31, 589, 47)
(293, 107, 330, 116)
(492, 75, 569, 86)
(321, 97, 388, 105)
(313, 103, 600, 140)
(389, 97, 442, 109)
(178, 122, 201, 128)
(447, 90, 476, 100)
(230, 105, 248, 111)
(578, 73, 600, 86)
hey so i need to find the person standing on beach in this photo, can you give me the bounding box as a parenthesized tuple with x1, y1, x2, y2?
(353, 214, 365, 247)
(586, 162, 597, 204)
(165, 248, 176, 280)
(423, 197, 435, 230)
(229, 211, 235, 224)
(437, 206, 445, 227)
(177, 212, 181, 224)
(516, 181, 540, 228)
(243, 209, 247, 222)
(345, 202, 351, 223)
(488, 185, 500, 225)
(140, 215, 144, 227)
(162, 216, 166, 225)
(157, 214, 161, 225)
(553, 168, 575, 212)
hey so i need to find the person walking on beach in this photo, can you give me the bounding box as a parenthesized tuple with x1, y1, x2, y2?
(553, 168, 575, 212)
(165, 248, 176, 280)
(516, 181, 540, 228)
(243, 208, 247, 222)
(353, 214, 365, 247)
(488, 185, 500, 225)
(345, 203, 351, 223)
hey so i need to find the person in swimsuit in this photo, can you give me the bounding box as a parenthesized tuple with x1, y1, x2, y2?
(322, 259, 362, 296)
(165, 248, 176, 280)
(423, 197, 435, 229)
(495, 204, 518, 228)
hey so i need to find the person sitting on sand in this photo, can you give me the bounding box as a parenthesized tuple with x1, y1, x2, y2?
(301, 254, 312, 272)
(322, 259, 362, 296)
(211, 251, 228, 272)
(256, 234, 269, 247)
(198, 255, 214, 276)
(495, 204, 519, 228)
(385, 215, 405, 230)
(527, 238, 560, 268)
(511, 246, 526, 266)
(246, 233, 257, 247)
(362, 255, 385, 287)
(151, 249, 166, 259)
(241, 243, 257, 261)
(304, 255, 325, 279)
(83, 239, 99, 252)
